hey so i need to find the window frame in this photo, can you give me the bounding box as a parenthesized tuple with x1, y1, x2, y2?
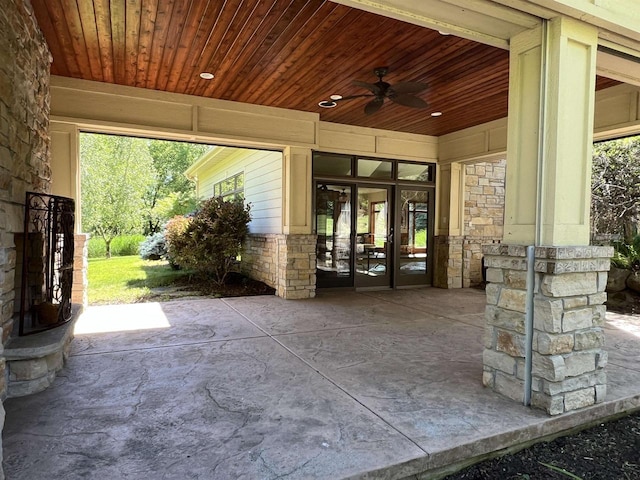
(214, 172, 244, 201)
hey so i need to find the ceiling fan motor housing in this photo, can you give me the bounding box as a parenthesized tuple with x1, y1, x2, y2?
(373, 66, 389, 78)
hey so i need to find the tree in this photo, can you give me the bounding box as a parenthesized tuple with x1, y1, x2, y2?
(143, 140, 209, 234)
(81, 133, 155, 257)
(591, 137, 640, 242)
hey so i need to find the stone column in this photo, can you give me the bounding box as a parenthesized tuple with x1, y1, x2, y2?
(483, 245, 612, 415)
(483, 18, 605, 414)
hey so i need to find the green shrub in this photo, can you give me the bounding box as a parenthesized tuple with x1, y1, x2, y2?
(114, 235, 145, 256)
(167, 198, 251, 285)
(165, 215, 192, 268)
(612, 236, 640, 270)
(139, 232, 167, 260)
(87, 234, 146, 258)
(87, 237, 106, 258)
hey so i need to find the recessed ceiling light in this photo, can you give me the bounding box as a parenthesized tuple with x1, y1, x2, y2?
(438, 31, 450, 35)
(199, 72, 214, 80)
(431, 111, 443, 117)
(330, 94, 343, 100)
(318, 100, 337, 108)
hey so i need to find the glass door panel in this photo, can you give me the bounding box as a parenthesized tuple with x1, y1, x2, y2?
(355, 186, 391, 287)
(396, 188, 433, 286)
(316, 183, 353, 288)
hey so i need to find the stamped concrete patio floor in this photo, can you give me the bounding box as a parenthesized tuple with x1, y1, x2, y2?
(4, 288, 640, 479)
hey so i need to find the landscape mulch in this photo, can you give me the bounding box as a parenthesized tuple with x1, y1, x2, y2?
(205, 271, 276, 297)
(443, 410, 640, 479)
(169, 271, 275, 298)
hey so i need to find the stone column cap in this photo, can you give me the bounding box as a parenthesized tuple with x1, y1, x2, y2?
(534, 246, 614, 260)
(483, 244, 614, 260)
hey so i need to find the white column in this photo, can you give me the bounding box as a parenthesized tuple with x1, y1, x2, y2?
(50, 122, 81, 233)
(504, 17, 598, 246)
(283, 146, 312, 235)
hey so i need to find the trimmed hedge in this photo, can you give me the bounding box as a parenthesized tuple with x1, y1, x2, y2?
(88, 234, 146, 258)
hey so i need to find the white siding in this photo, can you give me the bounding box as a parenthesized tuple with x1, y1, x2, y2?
(196, 149, 283, 234)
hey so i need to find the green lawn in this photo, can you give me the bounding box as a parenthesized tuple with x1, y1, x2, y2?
(88, 255, 192, 305)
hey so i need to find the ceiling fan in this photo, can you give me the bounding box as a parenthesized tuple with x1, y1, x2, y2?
(318, 67, 428, 115)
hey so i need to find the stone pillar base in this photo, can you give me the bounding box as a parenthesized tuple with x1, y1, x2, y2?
(277, 234, 316, 299)
(243, 233, 316, 299)
(433, 235, 463, 288)
(482, 244, 613, 415)
(71, 234, 89, 307)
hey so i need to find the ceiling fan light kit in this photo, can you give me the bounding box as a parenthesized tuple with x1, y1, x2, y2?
(319, 67, 428, 115)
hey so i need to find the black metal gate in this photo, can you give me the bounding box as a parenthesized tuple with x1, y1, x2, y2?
(19, 192, 75, 336)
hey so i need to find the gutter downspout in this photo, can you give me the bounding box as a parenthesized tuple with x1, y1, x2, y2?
(524, 20, 550, 406)
(523, 245, 535, 406)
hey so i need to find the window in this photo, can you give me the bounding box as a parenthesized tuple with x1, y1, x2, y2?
(397, 162, 434, 182)
(313, 153, 353, 176)
(357, 158, 392, 179)
(214, 172, 244, 201)
(312, 152, 435, 185)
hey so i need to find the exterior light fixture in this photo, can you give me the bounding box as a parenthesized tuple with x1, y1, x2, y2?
(199, 72, 214, 80)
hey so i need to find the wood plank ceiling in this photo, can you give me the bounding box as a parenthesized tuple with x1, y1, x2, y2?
(31, 0, 618, 137)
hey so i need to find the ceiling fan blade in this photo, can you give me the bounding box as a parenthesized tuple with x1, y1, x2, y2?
(335, 93, 375, 102)
(364, 98, 384, 115)
(389, 94, 428, 109)
(390, 81, 427, 94)
(353, 80, 382, 95)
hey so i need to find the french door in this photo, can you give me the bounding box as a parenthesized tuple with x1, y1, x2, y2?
(315, 182, 433, 289)
(315, 183, 353, 288)
(394, 187, 435, 287)
(355, 185, 392, 288)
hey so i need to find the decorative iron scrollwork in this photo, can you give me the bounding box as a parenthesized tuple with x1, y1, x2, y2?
(19, 192, 75, 336)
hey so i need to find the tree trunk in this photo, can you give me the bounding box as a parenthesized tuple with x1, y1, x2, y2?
(105, 239, 112, 259)
(623, 220, 638, 244)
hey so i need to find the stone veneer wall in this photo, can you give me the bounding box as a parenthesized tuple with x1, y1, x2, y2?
(243, 234, 316, 299)
(0, 0, 52, 477)
(72, 234, 89, 307)
(243, 235, 279, 288)
(463, 160, 505, 287)
(433, 236, 463, 288)
(1, 0, 51, 342)
(482, 245, 612, 415)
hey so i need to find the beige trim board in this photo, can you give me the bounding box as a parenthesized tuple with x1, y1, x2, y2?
(329, 0, 540, 49)
(491, 0, 640, 46)
(440, 83, 640, 165)
(597, 50, 640, 88)
(439, 118, 508, 165)
(318, 122, 438, 162)
(51, 76, 319, 150)
(593, 83, 640, 140)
